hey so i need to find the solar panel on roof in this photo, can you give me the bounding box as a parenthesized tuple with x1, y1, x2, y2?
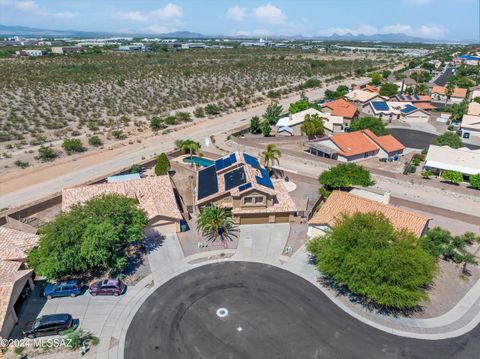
(238, 182, 252, 192)
(414, 95, 420, 101)
(197, 166, 219, 200)
(224, 167, 247, 190)
(407, 95, 412, 101)
(255, 168, 274, 189)
(372, 101, 389, 111)
(215, 155, 234, 171)
(398, 94, 405, 100)
(229, 153, 237, 163)
(244, 153, 260, 169)
(401, 104, 417, 114)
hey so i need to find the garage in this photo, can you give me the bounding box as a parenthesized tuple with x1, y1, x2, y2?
(239, 214, 270, 225)
(274, 214, 290, 223)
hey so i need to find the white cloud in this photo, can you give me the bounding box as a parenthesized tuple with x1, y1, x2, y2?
(115, 11, 146, 21)
(15, 0, 39, 11)
(418, 25, 445, 38)
(226, 5, 246, 21)
(253, 3, 286, 25)
(151, 3, 183, 20)
(52, 11, 78, 19)
(114, 3, 183, 29)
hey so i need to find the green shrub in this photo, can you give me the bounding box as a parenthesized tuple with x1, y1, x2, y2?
(154, 153, 171, 176)
(307, 212, 437, 310)
(62, 138, 85, 155)
(88, 135, 103, 146)
(441, 170, 463, 184)
(38, 146, 57, 162)
(65, 328, 100, 349)
(469, 173, 480, 189)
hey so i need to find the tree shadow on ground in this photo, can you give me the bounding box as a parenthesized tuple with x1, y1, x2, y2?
(121, 232, 166, 277)
(318, 275, 424, 318)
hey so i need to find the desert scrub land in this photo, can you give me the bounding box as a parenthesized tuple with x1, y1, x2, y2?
(0, 48, 394, 169)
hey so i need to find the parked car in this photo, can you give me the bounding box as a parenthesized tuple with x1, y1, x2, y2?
(23, 314, 76, 338)
(89, 278, 125, 296)
(43, 280, 83, 299)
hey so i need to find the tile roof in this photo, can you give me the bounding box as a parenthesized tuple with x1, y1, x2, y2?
(468, 102, 480, 116)
(308, 191, 430, 237)
(414, 102, 436, 110)
(0, 227, 39, 337)
(394, 94, 432, 103)
(432, 86, 468, 98)
(62, 176, 182, 221)
(346, 89, 387, 103)
(329, 131, 379, 157)
(322, 99, 358, 118)
(363, 129, 405, 153)
(363, 84, 380, 93)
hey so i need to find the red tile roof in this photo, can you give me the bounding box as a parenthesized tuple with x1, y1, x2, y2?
(322, 99, 358, 119)
(364, 84, 380, 93)
(432, 86, 467, 98)
(414, 102, 436, 110)
(363, 129, 405, 153)
(330, 131, 379, 157)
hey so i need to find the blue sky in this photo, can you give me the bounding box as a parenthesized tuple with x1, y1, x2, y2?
(0, 0, 478, 41)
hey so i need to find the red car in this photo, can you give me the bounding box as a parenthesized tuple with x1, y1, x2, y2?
(89, 279, 125, 296)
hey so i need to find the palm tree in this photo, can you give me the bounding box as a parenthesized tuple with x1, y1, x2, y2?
(262, 144, 281, 169)
(196, 204, 235, 246)
(445, 83, 455, 105)
(175, 139, 201, 161)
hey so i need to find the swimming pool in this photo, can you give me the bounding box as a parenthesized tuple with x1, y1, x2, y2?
(183, 156, 214, 167)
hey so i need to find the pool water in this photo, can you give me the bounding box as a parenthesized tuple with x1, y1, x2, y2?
(183, 156, 214, 167)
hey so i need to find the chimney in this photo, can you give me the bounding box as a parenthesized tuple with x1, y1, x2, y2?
(382, 191, 391, 205)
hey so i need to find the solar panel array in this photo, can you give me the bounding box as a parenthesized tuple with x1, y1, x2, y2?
(243, 153, 260, 169)
(398, 94, 405, 101)
(372, 101, 389, 111)
(215, 153, 237, 171)
(197, 166, 219, 200)
(238, 182, 252, 192)
(255, 168, 274, 189)
(224, 167, 247, 190)
(401, 104, 417, 114)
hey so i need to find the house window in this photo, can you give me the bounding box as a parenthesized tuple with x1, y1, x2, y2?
(244, 197, 253, 204)
(255, 196, 264, 204)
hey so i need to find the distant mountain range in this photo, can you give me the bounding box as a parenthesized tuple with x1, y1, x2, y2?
(0, 24, 463, 43)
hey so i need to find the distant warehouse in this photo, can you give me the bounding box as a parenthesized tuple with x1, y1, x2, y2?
(51, 46, 85, 55)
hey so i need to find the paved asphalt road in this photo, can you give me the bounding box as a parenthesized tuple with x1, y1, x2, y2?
(389, 128, 480, 150)
(125, 262, 480, 359)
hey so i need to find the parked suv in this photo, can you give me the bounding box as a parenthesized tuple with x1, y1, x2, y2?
(23, 314, 76, 338)
(89, 278, 125, 296)
(43, 280, 83, 299)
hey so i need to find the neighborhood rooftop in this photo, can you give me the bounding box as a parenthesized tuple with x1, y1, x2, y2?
(0, 227, 39, 339)
(62, 176, 183, 221)
(425, 145, 480, 176)
(308, 191, 430, 237)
